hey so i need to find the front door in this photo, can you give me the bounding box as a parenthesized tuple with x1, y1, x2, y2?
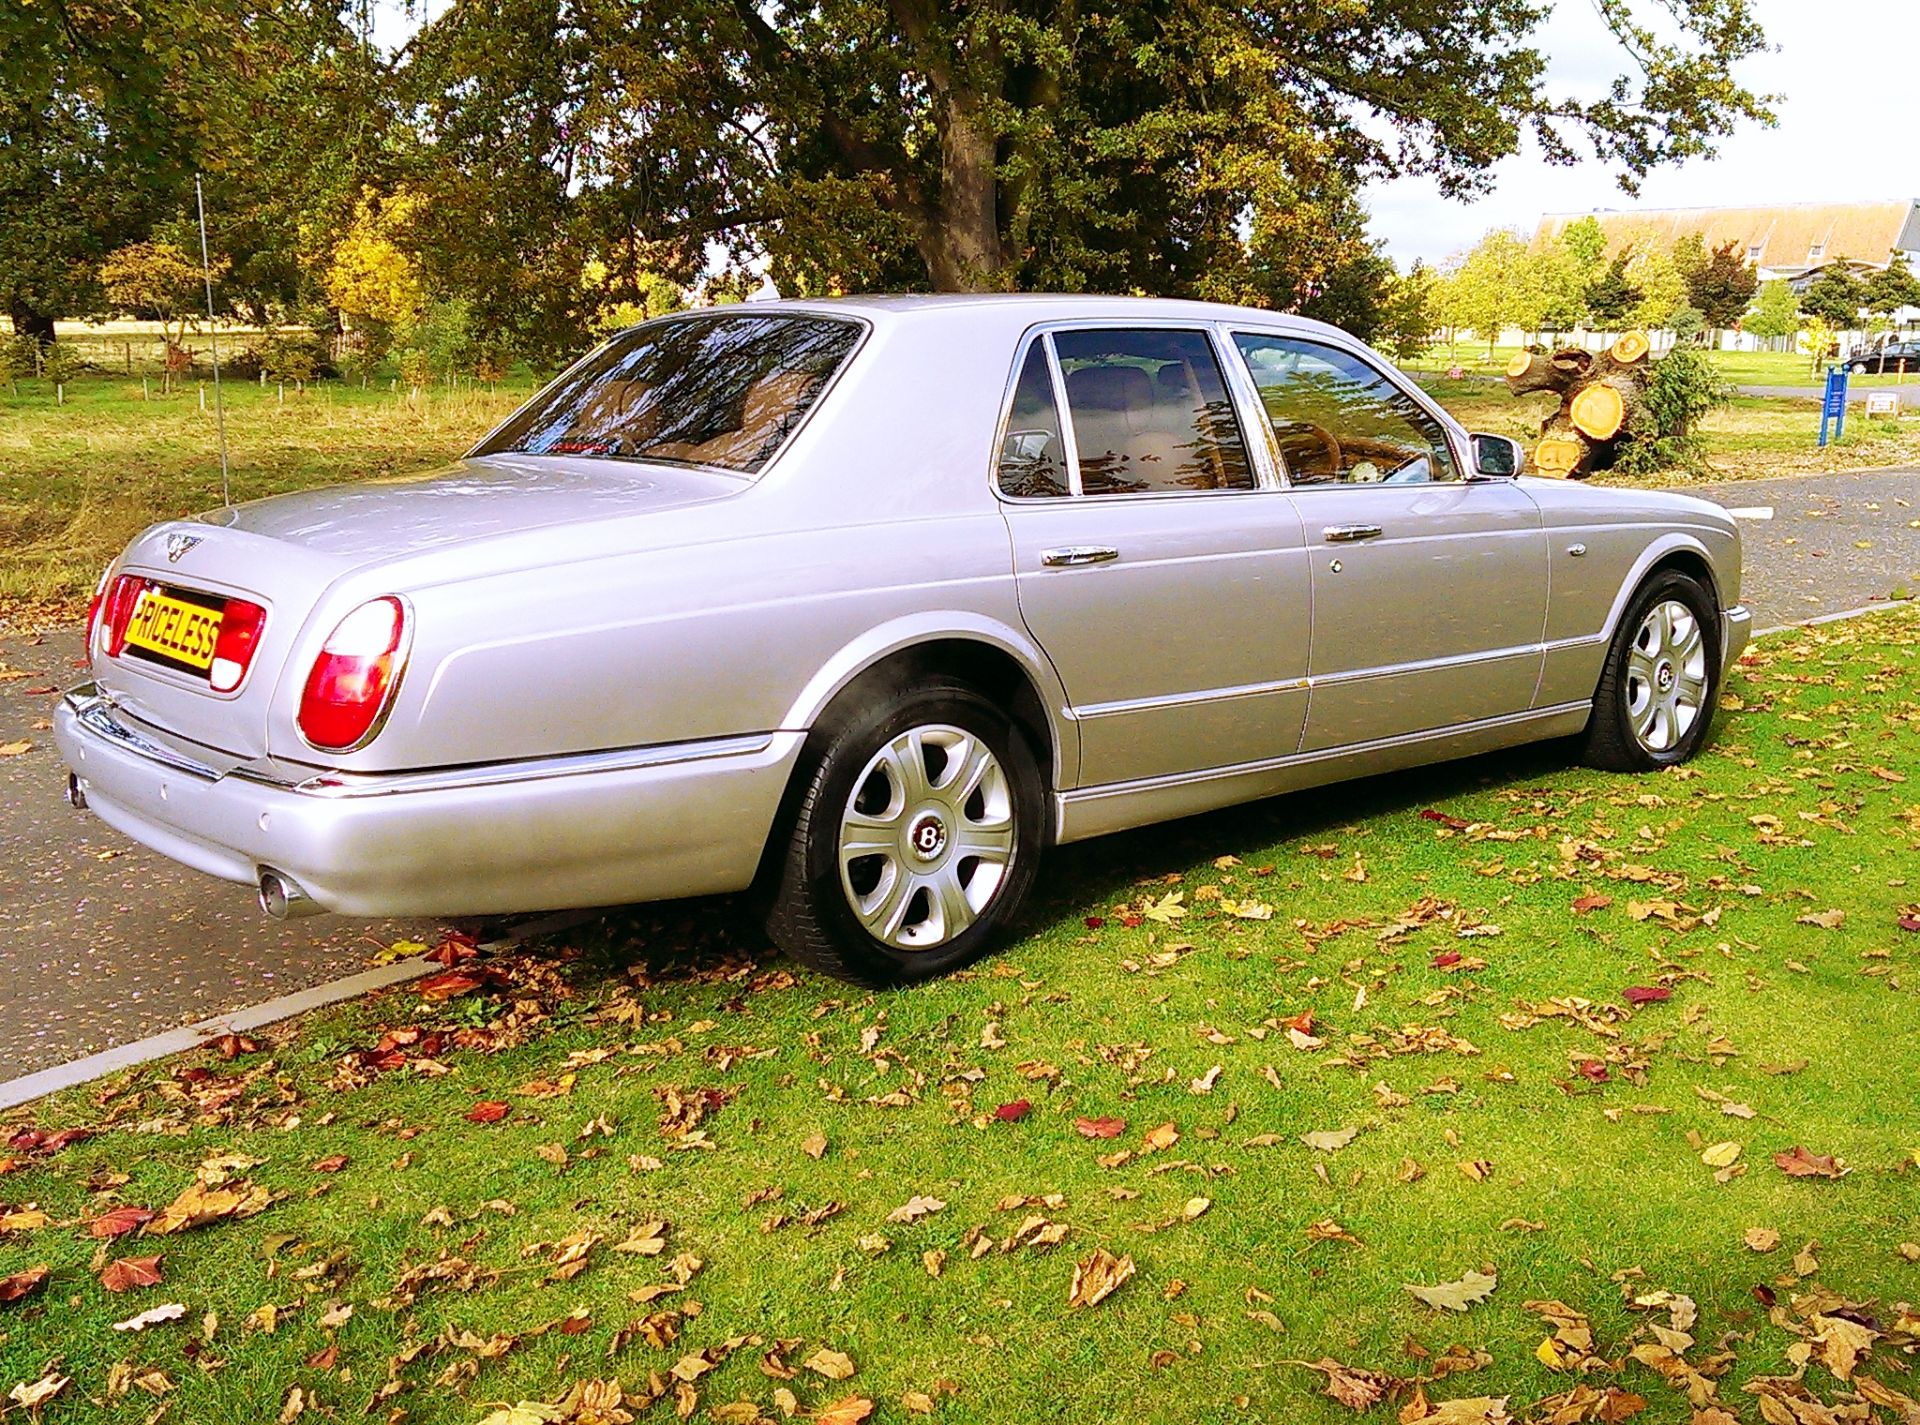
(1225, 330, 1549, 752)
(996, 325, 1314, 789)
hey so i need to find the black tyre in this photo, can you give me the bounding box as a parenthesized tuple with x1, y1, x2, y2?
(1582, 569, 1722, 773)
(761, 679, 1046, 985)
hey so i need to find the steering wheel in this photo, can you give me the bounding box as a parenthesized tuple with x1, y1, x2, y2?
(1276, 422, 1343, 482)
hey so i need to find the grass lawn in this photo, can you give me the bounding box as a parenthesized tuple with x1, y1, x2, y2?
(2, 610, 1917, 1424)
(0, 375, 534, 613)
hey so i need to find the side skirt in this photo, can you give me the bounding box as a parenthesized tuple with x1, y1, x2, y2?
(1053, 701, 1593, 844)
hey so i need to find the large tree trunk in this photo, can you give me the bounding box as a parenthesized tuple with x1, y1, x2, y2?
(920, 92, 1006, 291)
(8, 303, 57, 349)
(1504, 333, 1652, 477)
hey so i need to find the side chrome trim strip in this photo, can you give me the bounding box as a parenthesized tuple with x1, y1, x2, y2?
(1062, 700, 1593, 806)
(1077, 675, 1311, 720)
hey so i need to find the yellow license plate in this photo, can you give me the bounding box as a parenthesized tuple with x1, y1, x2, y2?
(124, 587, 223, 673)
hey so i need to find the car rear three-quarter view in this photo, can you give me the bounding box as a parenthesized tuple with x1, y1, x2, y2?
(56, 295, 1749, 986)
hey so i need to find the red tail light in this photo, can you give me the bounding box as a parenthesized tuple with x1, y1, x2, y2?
(297, 596, 410, 750)
(209, 599, 267, 693)
(85, 565, 114, 652)
(98, 574, 148, 658)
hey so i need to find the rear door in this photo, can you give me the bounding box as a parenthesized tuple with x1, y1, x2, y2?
(1225, 330, 1549, 753)
(996, 324, 1313, 789)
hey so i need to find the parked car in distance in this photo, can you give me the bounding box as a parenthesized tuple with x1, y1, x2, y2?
(57, 295, 1748, 985)
(1847, 340, 1920, 374)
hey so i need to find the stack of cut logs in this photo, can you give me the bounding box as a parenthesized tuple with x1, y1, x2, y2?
(1503, 332, 1651, 478)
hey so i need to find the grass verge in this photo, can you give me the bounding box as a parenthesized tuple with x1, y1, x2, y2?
(2, 610, 1917, 1424)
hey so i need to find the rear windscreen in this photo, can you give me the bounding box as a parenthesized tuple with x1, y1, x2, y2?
(476, 314, 861, 474)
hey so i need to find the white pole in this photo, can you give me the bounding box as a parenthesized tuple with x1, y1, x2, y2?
(195, 174, 231, 507)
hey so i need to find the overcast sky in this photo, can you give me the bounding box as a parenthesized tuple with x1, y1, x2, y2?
(1367, 0, 1920, 268)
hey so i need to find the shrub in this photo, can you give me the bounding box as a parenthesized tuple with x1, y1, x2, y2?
(260, 330, 326, 384)
(0, 333, 40, 388)
(42, 340, 83, 387)
(1615, 343, 1733, 475)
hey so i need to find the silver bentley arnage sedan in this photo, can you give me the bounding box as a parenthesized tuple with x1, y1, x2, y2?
(57, 296, 1749, 984)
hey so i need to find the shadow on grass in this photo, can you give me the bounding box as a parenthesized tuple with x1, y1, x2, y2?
(566, 736, 1587, 990)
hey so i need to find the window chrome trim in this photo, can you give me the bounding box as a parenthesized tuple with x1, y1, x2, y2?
(465, 310, 873, 483)
(1224, 327, 1470, 491)
(1039, 333, 1084, 498)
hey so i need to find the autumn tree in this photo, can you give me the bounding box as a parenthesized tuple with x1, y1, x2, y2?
(323, 192, 425, 359)
(1682, 240, 1759, 332)
(397, 0, 1771, 351)
(99, 242, 223, 354)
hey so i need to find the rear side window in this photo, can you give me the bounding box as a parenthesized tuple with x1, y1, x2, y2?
(476, 314, 860, 474)
(1054, 328, 1253, 495)
(997, 344, 1070, 497)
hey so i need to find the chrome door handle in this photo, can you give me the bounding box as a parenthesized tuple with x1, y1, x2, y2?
(1041, 545, 1120, 567)
(1322, 524, 1384, 543)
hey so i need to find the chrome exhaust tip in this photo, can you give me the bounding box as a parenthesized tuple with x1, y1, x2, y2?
(65, 771, 88, 810)
(258, 869, 324, 920)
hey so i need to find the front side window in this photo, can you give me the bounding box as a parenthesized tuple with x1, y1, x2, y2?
(996, 343, 1070, 497)
(476, 314, 861, 474)
(1232, 333, 1459, 487)
(1054, 328, 1254, 495)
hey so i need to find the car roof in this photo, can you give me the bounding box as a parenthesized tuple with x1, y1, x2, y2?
(705, 292, 1357, 343)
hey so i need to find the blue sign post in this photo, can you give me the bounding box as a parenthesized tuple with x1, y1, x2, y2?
(1818, 364, 1849, 447)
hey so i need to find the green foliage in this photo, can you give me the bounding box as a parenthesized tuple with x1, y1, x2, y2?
(1617, 341, 1733, 474)
(400, 298, 481, 383)
(1861, 258, 1920, 318)
(40, 340, 82, 387)
(1585, 253, 1640, 329)
(1744, 280, 1800, 341)
(259, 330, 327, 384)
(1799, 266, 1864, 327)
(397, 0, 1771, 356)
(1377, 262, 1436, 364)
(1626, 247, 1686, 330)
(0, 331, 38, 387)
(1683, 240, 1759, 330)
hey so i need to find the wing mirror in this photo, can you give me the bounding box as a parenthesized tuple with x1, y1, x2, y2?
(1469, 433, 1524, 480)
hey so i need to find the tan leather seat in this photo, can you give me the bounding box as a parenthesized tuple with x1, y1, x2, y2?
(644, 370, 819, 468)
(1066, 366, 1196, 492)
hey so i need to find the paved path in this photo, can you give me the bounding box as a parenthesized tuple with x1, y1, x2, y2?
(2, 466, 1914, 1082)
(0, 626, 446, 1080)
(1688, 466, 1920, 627)
(1738, 382, 1920, 404)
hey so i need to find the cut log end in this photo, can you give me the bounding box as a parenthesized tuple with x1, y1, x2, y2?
(1570, 384, 1626, 441)
(1609, 331, 1650, 365)
(1532, 437, 1586, 477)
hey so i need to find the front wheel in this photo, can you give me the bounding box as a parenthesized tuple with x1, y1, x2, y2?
(761, 680, 1046, 985)
(1581, 570, 1722, 772)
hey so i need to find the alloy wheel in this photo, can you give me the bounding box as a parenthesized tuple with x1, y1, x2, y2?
(837, 724, 1016, 950)
(1625, 599, 1709, 754)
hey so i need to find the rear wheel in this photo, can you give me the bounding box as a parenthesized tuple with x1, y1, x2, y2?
(761, 680, 1045, 985)
(1582, 570, 1721, 772)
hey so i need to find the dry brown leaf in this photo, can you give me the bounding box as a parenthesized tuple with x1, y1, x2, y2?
(1406, 1271, 1498, 1313)
(1068, 1248, 1135, 1309)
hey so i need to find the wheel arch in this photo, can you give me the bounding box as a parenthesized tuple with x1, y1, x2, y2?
(1598, 534, 1723, 648)
(776, 614, 1073, 792)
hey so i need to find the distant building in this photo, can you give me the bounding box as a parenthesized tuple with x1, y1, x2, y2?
(1532, 198, 1920, 293)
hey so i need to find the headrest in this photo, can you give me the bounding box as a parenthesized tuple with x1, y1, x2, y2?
(1067, 364, 1151, 414)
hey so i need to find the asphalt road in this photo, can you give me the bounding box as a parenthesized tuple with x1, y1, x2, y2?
(2, 465, 1915, 1082)
(1689, 466, 1920, 627)
(1738, 382, 1920, 405)
(0, 626, 446, 1079)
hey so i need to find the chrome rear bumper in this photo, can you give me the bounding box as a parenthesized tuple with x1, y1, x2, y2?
(54, 684, 802, 917)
